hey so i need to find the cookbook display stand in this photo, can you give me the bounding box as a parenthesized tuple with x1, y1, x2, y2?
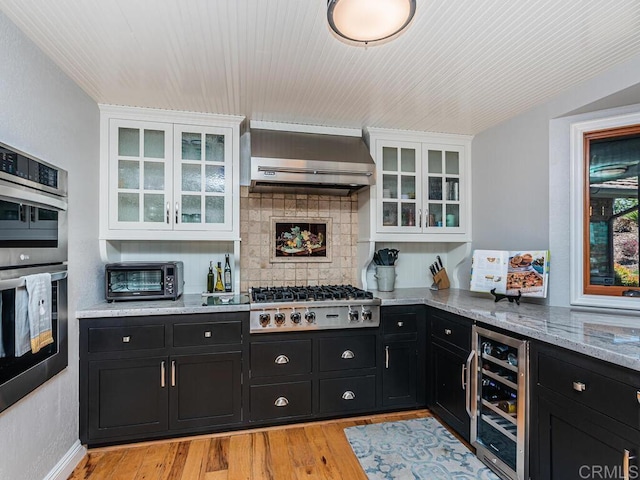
(490, 288, 522, 305)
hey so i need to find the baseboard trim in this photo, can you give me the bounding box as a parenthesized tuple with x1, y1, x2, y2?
(44, 440, 86, 480)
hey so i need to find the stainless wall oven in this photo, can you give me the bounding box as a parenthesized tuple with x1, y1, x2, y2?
(0, 141, 68, 413)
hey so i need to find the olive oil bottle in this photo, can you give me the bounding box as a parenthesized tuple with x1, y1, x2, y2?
(207, 261, 215, 293)
(224, 254, 232, 292)
(214, 262, 224, 292)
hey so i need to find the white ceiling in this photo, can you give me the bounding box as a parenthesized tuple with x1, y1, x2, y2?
(2, 0, 640, 135)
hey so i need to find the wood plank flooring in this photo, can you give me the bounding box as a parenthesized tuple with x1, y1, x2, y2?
(69, 410, 430, 480)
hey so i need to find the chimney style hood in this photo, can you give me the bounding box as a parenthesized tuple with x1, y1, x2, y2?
(250, 129, 375, 196)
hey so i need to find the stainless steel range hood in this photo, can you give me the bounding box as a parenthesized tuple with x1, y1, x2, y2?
(250, 129, 375, 196)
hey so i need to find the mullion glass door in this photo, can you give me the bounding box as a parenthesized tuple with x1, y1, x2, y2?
(110, 120, 172, 230)
(174, 125, 231, 231)
(424, 147, 461, 230)
(379, 144, 419, 231)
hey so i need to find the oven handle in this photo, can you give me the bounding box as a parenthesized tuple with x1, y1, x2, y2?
(0, 178, 67, 211)
(0, 269, 68, 290)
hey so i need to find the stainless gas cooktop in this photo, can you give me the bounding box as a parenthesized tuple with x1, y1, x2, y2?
(249, 285, 380, 333)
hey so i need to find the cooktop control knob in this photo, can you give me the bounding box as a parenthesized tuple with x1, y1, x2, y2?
(274, 312, 286, 326)
(362, 308, 372, 321)
(305, 310, 316, 323)
(348, 308, 359, 322)
(259, 313, 271, 327)
(291, 311, 302, 324)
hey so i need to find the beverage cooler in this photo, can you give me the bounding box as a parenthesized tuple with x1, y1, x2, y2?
(471, 325, 529, 480)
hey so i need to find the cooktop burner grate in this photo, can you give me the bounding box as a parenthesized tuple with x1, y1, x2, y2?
(250, 284, 374, 303)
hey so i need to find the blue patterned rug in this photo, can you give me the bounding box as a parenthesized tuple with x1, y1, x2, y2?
(345, 417, 500, 479)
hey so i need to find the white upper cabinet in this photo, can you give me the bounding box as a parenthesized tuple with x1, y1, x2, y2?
(364, 128, 472, 242)
(100, 105, 244, 241)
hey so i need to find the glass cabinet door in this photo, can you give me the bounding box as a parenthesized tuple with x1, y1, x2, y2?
(424, 146, 462, 230)
(109, 120, 173, 230)
(378, 143, 421, 231)
(173, 124, 233, 231)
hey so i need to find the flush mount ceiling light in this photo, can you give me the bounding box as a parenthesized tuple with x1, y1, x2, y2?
(327, 0, 416, 46)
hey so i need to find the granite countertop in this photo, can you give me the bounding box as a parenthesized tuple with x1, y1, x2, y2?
(77, 287, 639, 372)
(375, 288, 640, 372)
(76, 293, 250, 318)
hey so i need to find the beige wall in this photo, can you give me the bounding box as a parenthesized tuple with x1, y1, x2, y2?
(239, 187, 358, 290)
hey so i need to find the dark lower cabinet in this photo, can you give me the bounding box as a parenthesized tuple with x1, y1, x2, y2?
(430, 342, 470, 441)
(80, 313, 247, 446)
(382, 341, 417, 407)
(536, 393, 639, 480)
(427, 307, 472, 442)
(87, 357, 168, 441)
(531, 341, 640, 480)
(380, 305, 426, 409)
(169, 352, 242, 430)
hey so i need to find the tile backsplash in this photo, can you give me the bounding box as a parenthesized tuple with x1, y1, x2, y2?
(240, 187, 358, 291)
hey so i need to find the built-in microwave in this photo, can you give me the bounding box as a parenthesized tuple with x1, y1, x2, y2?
(105, 261, 184, 301)
(0, 141, 68, 267)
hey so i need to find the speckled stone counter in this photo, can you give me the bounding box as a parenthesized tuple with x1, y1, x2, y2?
(374, 288, 640, 372)
(76, 293, 250, 318)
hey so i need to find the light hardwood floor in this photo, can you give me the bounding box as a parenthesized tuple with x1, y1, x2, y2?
(69, 409, 430, 480)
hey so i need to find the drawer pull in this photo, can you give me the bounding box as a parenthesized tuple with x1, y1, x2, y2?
(274, 354, 290, 365)
(572, 381, 587, 392)
(204, 331, 212, 338)
(397, 321, 404, 327)
(122, 336, 131, 343)
(341, 350, 355, 359)
(444, 328, 452, 335)
(274, 396, 289, 407)
(160, 361, 166, 388)
(342, 390, 356, 400)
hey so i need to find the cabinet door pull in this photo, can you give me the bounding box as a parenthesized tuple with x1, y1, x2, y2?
(465, 350, 475, 417)
(204, 331, 212, 338)
(418, 209, 422, 228)
(342, 391, 356, 400)
(274, 354, 290, 364)
(572, 381, 586, 392)
(385, 345, 390, 369)
(397, 321, 404, 327)
(623, 449, 636, 480)
(274, 396, 289, 407)
(122, 336, 131, 343)
(166, 202, 170, 224)
(444, 328, 452, 335)
(171, 360, 176, 387)
(461, 362, 467, 390)
(175, 202, 179, 224)
(160, 361, 166, 388)
(636, 391, 639, 405)
(341, 350, 355, 359)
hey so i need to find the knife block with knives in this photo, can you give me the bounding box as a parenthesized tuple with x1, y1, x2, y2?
(429, 255, 450, 290)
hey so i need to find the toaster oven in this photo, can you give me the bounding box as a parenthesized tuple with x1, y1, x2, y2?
(105, 261, 184, 301)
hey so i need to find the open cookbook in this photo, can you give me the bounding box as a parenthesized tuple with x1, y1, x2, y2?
(470, 250, 550, 298)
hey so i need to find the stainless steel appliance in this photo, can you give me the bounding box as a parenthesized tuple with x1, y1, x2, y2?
(0, 141, 68, 267)
(250, 129, 375, 196)
(105, 261, 184, 301)
(470, 325, 529, 480)
(0, 142, 68, 413)
(249, 285, 380, 333)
